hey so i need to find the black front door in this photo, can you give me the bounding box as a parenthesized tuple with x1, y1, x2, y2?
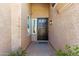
(37, 18, 48, 41)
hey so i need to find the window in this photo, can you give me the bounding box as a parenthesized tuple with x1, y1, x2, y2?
(27, 16, 31, 35)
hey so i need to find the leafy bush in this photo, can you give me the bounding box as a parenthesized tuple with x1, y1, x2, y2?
(8, 48, 27, 56)
(56, 45, 79, 56)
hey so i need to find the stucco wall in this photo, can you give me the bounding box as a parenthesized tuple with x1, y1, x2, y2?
(11, 3, 32, 50)
(0, 4, 11, 55)
(21, 4, 31, 49)
(0, 3, 32, 55)
(31, 3, 49, 18)
(11, 4, 21, 51)
(49, 4, 79, 50)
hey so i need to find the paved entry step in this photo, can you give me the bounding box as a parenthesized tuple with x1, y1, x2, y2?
(26, 42, 56, 56)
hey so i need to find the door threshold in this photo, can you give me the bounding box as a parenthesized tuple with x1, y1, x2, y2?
(37, 40, 48, 42)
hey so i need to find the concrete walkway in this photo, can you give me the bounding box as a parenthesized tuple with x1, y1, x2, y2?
(26, 42, 56, 56)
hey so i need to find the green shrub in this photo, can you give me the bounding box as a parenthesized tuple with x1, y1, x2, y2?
(8, 48, 27, 56)
(56, 45, 79, 56)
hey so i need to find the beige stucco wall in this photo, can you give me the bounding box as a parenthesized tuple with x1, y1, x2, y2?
(49, 4, 79, 50)
(0, 3, 32, 55)
(0, 4, 11, 55)
(21, 4, 31, 49)
(11, 3, 32, 50)
(11, 4, 21, 51)
(31, 3, 49, 18)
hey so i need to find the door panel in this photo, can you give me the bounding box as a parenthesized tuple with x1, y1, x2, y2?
(37, 18, 48, 40)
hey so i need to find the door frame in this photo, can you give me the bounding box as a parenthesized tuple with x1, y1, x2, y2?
(37, 18, 48, 42)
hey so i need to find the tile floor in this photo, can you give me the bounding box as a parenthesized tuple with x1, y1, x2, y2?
(26, 42, 56, 56)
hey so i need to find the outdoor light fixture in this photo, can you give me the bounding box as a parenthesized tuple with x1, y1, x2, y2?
(49, 20, 52, 25)
(52, 3, 55, 7)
